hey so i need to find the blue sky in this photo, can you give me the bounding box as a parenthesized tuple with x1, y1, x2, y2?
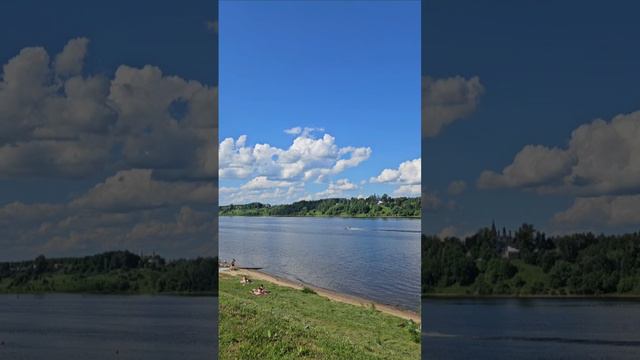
(422, 1, 640, 236)
(219, 0, 420, 205)
(0, 0, 218, 260)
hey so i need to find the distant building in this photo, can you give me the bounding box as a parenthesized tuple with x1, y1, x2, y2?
(491, 221, 518, 258)
(147, 256, 162, 266)
(502, 246, 520, 259)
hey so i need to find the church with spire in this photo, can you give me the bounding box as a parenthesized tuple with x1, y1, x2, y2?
(490, 220, 520, 259)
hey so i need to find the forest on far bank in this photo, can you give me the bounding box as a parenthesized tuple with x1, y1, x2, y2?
(423, 224, 640, 297)
(220, 195, 420, 217)
(0, 251, 217, 295)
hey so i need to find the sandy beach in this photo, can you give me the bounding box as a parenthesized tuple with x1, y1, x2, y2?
(222, 268, 421, 323)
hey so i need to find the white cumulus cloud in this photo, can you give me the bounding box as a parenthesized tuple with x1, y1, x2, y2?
(219, 130, 371, 182)
(370, 158, 421, 196)
(553, 195, 640, 229)
(477, 111, 640, 196)
(54, 37, 89, 77)
(314, 178, 358, 199)
(423, 76, 484, 137)
(0, 38, 218, 260)
(447, 180, 467, 195)
(0, 38, 217, 180)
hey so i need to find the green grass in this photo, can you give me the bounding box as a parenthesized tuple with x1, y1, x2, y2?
(425, 260, 553, 297)
(510, 260, 549, 291)
(219, 274, 420, 359)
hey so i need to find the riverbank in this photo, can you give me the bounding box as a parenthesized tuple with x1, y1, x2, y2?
(0, 252, 217, 296)
(0, 265, 217, 296)
(423, 293, 640, 299)
(219, 197, 420, 218)
(219, 273, 420, 359)
(226, 268, 420, 322)
(220, 214, 420, 219)
(422, 228, 640, 299)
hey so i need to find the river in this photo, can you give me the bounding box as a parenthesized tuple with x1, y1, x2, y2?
(0, 294, 217, 359)
(422, 298, 640, 359)
(219, 216, 421, 311)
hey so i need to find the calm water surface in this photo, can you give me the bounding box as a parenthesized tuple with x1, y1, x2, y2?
(219, 216, 420, 311)
(0, 294, 217, 359)
(422, 298, 640, 359)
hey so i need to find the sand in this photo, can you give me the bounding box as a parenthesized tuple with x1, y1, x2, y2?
(225, 268, 421, 323)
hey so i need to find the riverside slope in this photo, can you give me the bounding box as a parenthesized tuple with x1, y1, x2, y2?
(226, 268, 420, 323)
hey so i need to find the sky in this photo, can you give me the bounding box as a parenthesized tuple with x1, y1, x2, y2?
(421, 1, 640, 237)
(219, 0, 421, 205)
(0, 0, 218, 261)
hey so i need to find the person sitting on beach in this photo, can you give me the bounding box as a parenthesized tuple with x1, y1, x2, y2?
(230, 258, 237, 270)
(240, 276, 252, 285)
(251, 287, 261, 296)
(251, 284, 269, 296)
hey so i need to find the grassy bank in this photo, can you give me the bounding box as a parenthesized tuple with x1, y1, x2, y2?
(423, 260, 551, 297)
(423, 259, 632, 297)
(219, 274, 420, 359)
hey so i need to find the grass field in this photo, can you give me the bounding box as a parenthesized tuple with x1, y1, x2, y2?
(218, 274, 420, 359)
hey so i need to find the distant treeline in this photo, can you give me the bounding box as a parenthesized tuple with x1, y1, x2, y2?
(220, 195, 420, 217)
(423, 224, 640, 296)
(0, 251, 217, 295)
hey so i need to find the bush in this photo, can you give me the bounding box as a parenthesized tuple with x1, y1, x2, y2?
(301, 287, 317, 295)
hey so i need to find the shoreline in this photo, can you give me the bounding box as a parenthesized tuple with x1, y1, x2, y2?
(0, 291, 217, 297)
(224, 268, 421, 323)
(422, 293, 640, 300)
(219, 214, 420, 219)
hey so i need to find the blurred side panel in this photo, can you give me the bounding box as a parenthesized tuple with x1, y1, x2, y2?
(0, 0, 218, 358)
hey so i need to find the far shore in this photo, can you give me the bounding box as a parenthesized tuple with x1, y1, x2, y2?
(0, 291, 217, 297)
(224, 268, 421, 323)
(219, 214, 420, 219)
